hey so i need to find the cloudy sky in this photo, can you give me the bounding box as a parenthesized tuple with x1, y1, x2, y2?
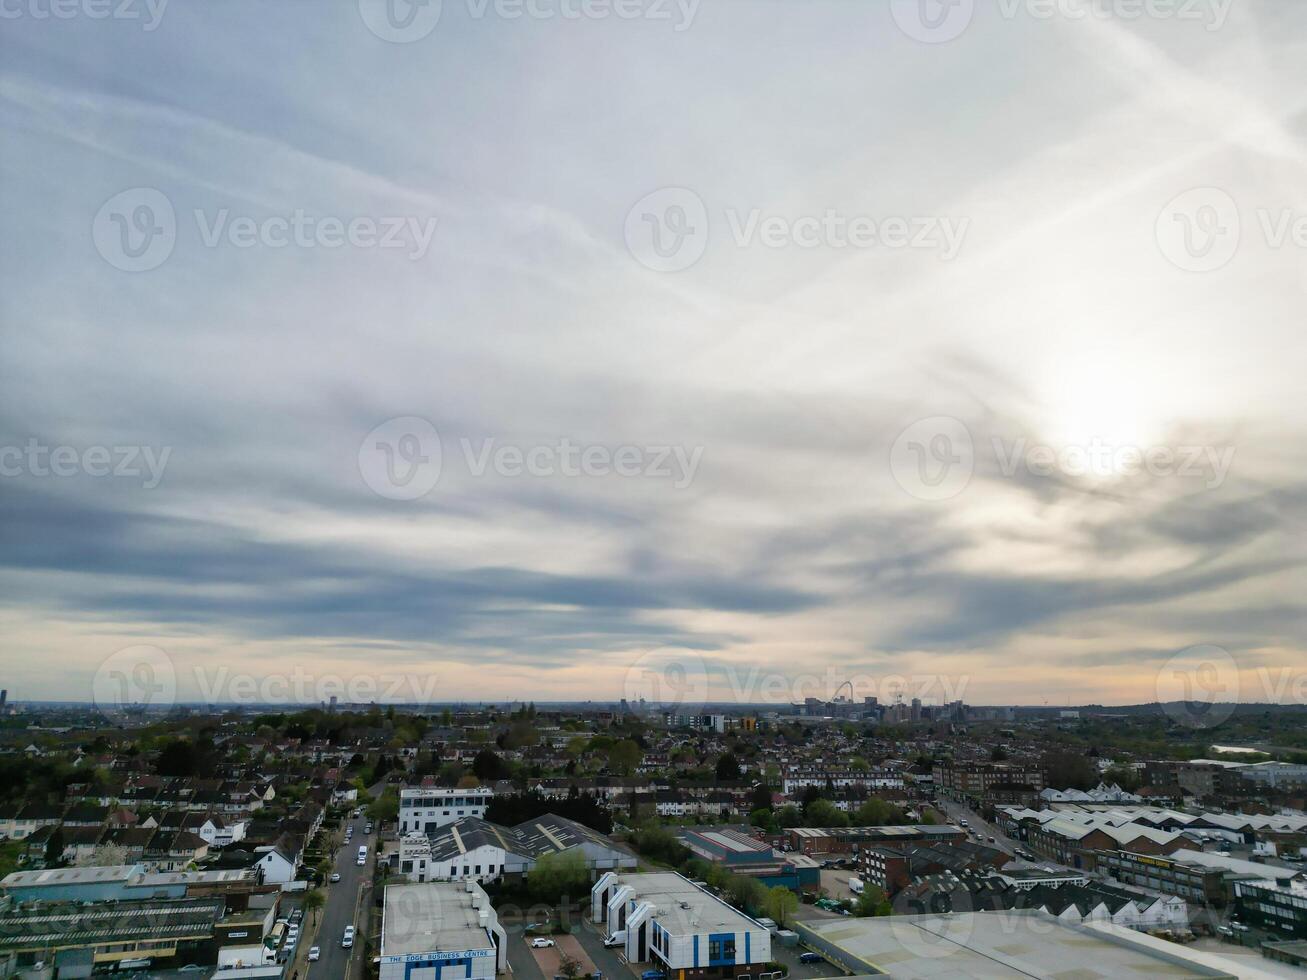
(1, 0, 1304, 709)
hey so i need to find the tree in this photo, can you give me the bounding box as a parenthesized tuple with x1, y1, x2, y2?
(775, 804, 803, 828)
(749, 784, 773, 812)
(715, 752, 741, 781)
(607, 740, 642, 776)
(852, 797, 906, 826)
(854, 886, 892, 918)
(472, 749, 511, 782)
(804, 799, 849, 827)
(528, 850, 590, 903)
(990, 745, 1009, 762)
(558, 953, 582, 980)
(368, 787, 400, 824)
(765, 886, 798, 927)
(302, 888, 325, 924)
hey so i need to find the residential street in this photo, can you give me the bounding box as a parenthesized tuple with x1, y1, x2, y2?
(306, 816, 374, 980)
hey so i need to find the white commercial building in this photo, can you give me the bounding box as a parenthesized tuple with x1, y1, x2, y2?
(592, 872, 771, 978)
(400, 787, 494, 834)
(380, 880, 507, 980)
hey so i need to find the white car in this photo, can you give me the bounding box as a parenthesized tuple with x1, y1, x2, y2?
(342, 925, 356, 948)
(530, 938, 555, 948)
(308, 946, 320, 961)
(330, 872, 342, 882)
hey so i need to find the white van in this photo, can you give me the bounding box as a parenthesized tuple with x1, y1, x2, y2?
(357, 844, 368, 865)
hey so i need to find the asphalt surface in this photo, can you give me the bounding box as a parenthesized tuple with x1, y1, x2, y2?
(504, 925, 548, 980)
(306, 816, 374, 980)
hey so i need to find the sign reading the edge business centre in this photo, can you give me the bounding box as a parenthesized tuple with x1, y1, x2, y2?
(384, 949, 495, 964)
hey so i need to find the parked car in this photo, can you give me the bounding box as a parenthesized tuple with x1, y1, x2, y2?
(530, 938, 556, 948)
(799, 952, 825, 964)
(641, 972, 667, 980)
(342, 925, 355, 948)
(309, 946, 320, 961)
(603, 931, 626, 948)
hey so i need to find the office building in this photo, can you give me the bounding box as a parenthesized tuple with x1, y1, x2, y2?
(380, 881, 507, 980)
(400, 786, 494, 834)
(592, 872, 771, 978)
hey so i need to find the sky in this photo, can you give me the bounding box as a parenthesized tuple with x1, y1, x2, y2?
(1, 0, 1305, 711)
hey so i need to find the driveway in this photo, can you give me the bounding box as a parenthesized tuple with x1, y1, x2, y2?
(505, 926, 548, 980)
(575, 917, 640, 980)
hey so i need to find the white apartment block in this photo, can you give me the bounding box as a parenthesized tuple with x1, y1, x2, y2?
(400, 787, 494, 834)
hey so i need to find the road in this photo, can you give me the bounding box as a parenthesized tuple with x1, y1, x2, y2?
(935, 798, 1019, 858)
(307, 814, 375, 980)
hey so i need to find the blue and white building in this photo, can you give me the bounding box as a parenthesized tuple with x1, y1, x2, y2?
(592, 872, 771, 979)
(381, 880, 507, 980)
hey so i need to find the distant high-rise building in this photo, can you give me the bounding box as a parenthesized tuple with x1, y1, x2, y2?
(328, 695, 338, 712)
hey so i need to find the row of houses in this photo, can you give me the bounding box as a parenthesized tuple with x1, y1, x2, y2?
(896, 869, 1191, 934)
